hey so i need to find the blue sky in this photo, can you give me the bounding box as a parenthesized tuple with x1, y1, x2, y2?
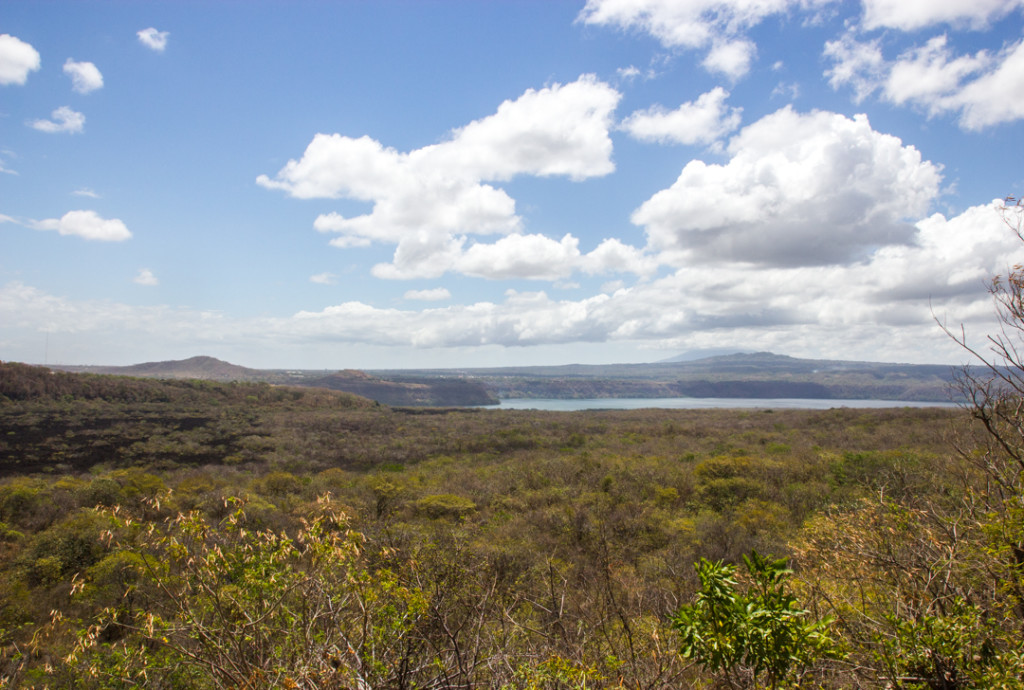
(2, 1, 1024, 369)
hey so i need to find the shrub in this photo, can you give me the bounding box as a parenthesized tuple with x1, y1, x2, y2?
(414, 493, 477, 520)
(671, 551, 838, 689)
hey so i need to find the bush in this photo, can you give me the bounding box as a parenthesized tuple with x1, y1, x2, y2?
(671, 551, 838, 689)
(413, 493, 477, 520)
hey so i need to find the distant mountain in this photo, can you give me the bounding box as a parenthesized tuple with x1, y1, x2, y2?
(374, 352, 962, 402)
(48, 351, 963, 404)
(658, 348, 753, 363)
(56, 356, 267, 382)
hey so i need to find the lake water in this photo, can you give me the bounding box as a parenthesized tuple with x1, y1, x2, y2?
(485, 397, 958, 411)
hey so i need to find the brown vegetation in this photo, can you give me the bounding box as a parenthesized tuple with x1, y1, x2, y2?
(2, 358, 998, 687)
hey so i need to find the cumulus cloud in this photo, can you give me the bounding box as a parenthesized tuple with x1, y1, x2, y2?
(369, 232, 659, 282)
(29, 106, 85, 134)
(946, 40, 1024, 130)
(702, 38, 755, 80)
(260, 75, 631, 281)
(34, 210, 132, 241)
(578, 0, 836, 79)
(631, 106, 942, 267)
(826, 31, 1024, 129)
(621, 87, 742, 146)
(63, 59, 103, 93)
(405, 288, 452, 301)
(861, 0, 1024, 30)
(0, 34, 40, 85)
(309, 272, 338, 285)
(456, 234, 585, 281)
(290, 290, 618, 348)
(883, 35, 991, 108)
(289, 198, 1018, 356)
(134, 269, 158, 286)
(1, 199, 1017, 365)
(137, 27, 169, 52)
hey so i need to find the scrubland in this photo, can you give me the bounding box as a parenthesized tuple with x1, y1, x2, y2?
(0, 361, 1021, 688)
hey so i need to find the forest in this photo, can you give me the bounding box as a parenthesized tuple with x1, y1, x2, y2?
(1, 339, 1023, 689)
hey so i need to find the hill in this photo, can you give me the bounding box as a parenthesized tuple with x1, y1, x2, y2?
(51, 357, 498, 407)
(56, 355, 268, 382)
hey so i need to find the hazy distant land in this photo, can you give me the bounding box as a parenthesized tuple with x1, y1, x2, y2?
(49, 352, 960, 406)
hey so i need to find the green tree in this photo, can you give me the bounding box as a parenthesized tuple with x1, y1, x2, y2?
(671, 551, 837, 689)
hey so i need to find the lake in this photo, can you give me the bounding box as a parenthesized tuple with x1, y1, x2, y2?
(485, 397, 959, 411)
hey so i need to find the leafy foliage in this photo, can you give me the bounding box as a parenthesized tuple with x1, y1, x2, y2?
(672, 551, 837, 688)
(67, 497, 427, 689)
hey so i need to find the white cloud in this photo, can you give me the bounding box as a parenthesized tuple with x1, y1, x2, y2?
(578, 0, 836, 78)
(616, 64, 659, 83)
(862, 0, 1024, 30)
(289, 198, 1017, 355)
(134, 269, 158, 286)
(309, 272, 338, 285)
(371, 232, 658, 282)
(884, 35, 991, 109)
(621, 87, 742, 146)
(369, 233, 467, 280)
(34, 210, 132, 241)
(260, 75, 625, 281)
(137, 27, 169, 52)
(63, 59, 103, 93)
(456, 234, 584, 281)
(290, 290, 619, 348)
(617, 65, 642, 81)
(29, 106, 85, 134)
(0, 200, 1017, 366)
(947, 40, 1024, 130)
(0, 34, 40, 86)
(580, 238, 660, 276)
(431, 74, 619, 182)
(73, 188, 100, 199)
(405, 288, 452, 301)
(702, 38, 755, 79)
(632, 106, 942, 267)
(0, 282, 240, 365)
(823, 32, 885, 102)
(259, 134, 405, 202)
(770, 81, 800, 100)
(826, 31, 1024, 130)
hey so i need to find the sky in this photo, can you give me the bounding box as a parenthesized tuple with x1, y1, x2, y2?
(2, 0, 1024, 370)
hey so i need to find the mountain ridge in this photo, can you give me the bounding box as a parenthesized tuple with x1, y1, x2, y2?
(48, 351, 962, 403)
(51, 357, 498, 406)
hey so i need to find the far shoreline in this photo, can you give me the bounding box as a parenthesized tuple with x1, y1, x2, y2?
(483, 397, 959, 412)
